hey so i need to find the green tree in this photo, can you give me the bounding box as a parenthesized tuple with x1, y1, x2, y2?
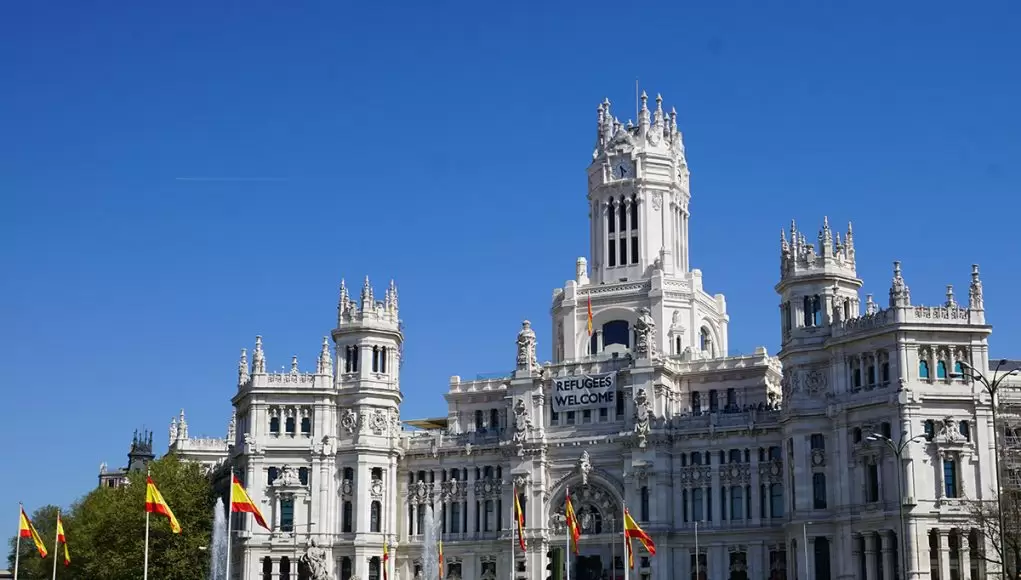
(7, 504, 62, 579)
(8, 455, 214, 580)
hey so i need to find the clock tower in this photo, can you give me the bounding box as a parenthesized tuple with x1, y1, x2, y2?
(588, 92, 690, 284)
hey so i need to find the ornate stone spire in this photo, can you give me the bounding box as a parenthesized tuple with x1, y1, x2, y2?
(290, 355, 299, 374)
(945, 285, 957, 307)
(238, 348, 249, 386)
(317, 336, 333, 376)
(169, 416, 178, 445)
(227, 409, 237, 443)
(178, 409, 189, 440)
(361, 276, 374, 307)
(253, 336, 266, 374)
(338, 278, 350, 320)
(889, 261, 911, 307)
(969, 264, 984, 310)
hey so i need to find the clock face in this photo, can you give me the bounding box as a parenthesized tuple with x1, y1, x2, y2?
(613, 158, 632, 179)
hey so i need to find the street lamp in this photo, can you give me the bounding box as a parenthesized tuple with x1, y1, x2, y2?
(954, 359, 1021, 580)
(867, 431, 928, 580)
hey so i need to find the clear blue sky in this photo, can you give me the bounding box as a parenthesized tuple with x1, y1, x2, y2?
(2, 1, 1018, 512)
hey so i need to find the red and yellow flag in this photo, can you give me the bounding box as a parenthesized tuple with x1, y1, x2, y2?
(231, 475, 270, 530)
(438, 541, 444, 578)
(513, 486, 526, 551)
(565, 492, 581, 555)
(145, 476, 182, 534)
(18, 508, 48, 558)
(382, 540, 389, 580)
(623, 508, 655, 568)
(586, 296, 593, 336)
(56, 513, 70, 566)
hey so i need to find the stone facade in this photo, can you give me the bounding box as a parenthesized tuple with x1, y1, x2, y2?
(174, 93, 1009, 580)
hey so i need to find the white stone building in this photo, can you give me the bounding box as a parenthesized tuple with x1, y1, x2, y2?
(174, 92, 1008, 580)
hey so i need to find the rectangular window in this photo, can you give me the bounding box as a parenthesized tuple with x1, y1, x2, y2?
(599, 407, 608, 421)
(484, 500, 494, 532)
(280, 498, 294, 532)
(692, 488, 703, 521)
(631, 236, 639, 264)
(867, 365, 876, 385)
(812, 473, 827, 509)
(582, 409, 592, 424)
(450, 503, 461, 534)
(616, 392, 625, 417)
(640, 486, 650, 521)
(608, 240, 617, 267)
(619, 238, 628, 265)
(730, 487, 744, 520)
(706, 488, 713, 521)
(566, 411, 576, 425)
(944, 459, 958, 498)
(343, 501, 353, 532)
(810, 434, 825, 451)
(866, 463, 880, 503)
(769, 484, 784, 517)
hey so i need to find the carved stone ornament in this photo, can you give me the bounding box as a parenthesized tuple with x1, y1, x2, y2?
(274, 465, 301, 487)
(370, 478, 384, 499)
(803, 370, 826, 394)
(633, 388, 650, 448)
(243, 433, 261, 454)
(513, 474, 529, 490)
(651, 192, 663, 211)
(578, 451, 592, 485)
(340, 409, 358, 434)
(341, 478, 353, 497)
(634, 308, 657, 358)
(938, 416, 963, 443)
(515, 320, 540, 373)
(371, 409, 388, 435)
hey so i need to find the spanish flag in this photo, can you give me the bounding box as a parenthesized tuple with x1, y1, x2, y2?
(19, 507, 48, 558)
(382, 540, 389, 580)
(438, 541, 444, 578)
(231, 475, 270, 530)
(513, 486, 526, 551)
(56, 513, 70, 566)
(623, 508, 655, 568)
(145, 476, 182, 534)
(586, 296, 593, 336)
(565, 492, 581, 555)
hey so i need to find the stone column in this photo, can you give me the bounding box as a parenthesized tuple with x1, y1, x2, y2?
(852, 535, 862, 580)
(959, 531, 972, 580)
(938, 530, 951, 580)
(750, 453, 761, 525)
(467, 470, 477, 536)
(881, 532, 896, 580)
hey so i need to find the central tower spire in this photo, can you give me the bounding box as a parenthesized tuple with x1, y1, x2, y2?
(588, 93, 688, 284)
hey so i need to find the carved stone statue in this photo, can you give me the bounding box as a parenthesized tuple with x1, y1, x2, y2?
(634, 308, 656, 357)
(516, 320, 539, 371)
(939, 416, 962, 442)
(633, 388, 650, 448)
(169, 418, 178, 444)
(299, 539, 330, 580)
(512, 399, 531, 441)
(578, 451, 592, 485)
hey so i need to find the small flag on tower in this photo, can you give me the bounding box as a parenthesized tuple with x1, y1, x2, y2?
(145, 477, 182, 534)
(586, 296, 593, 336)
(230, 475, 270, 530)
(18, 507, 48, 558)
(56, 512, 70, 566)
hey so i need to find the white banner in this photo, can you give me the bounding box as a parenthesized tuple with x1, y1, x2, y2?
(551, 372, 617, 413)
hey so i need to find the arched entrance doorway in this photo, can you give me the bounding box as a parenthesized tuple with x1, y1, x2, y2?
(548, 481, 624, 580)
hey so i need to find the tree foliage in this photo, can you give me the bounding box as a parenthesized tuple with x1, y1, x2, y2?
(7, 455, 214, 580)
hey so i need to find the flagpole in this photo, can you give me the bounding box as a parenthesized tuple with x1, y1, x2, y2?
(509, 486, 515, 580)
(694, 521, 700, 580)
(621, 500, 628, 580)
(225, 476, 234, 580)
(51, 509, 60, 580)
(14, 503, 23, 580)
(143, 508, 151, 580)
(565, 486, 571, 580)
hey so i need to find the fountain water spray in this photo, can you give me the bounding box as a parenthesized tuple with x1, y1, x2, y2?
(210, 498, 228, 580)
(421, 506, 442, 580)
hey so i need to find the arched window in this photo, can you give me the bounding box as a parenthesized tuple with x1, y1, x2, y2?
(300, 416, 311, 435)
(602, 320, 630, 348)
(285, 416, 296, 435)
(280, 556, 291, 580)
(263, 557, 273, 580)
(919, 360, 930, 379)
(369, 557, 381, 580)
(270, 416, 280, 434)
(370, 501, 382, 532)
(699, 327, 714, 356)
(936, 361, 948, 379)
(341, 557, 353, 580)
(954, 361, 964, 377)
